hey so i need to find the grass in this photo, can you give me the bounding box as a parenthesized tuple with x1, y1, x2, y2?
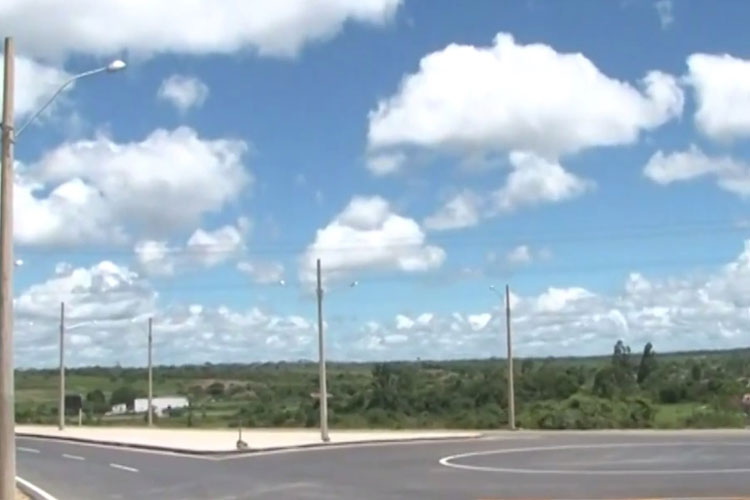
(653, 403, 699, 428)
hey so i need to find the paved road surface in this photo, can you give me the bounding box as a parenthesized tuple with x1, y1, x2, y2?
(17, 432, 750, 499)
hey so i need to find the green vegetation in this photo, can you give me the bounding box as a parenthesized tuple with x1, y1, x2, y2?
(14, 342, 750, 429)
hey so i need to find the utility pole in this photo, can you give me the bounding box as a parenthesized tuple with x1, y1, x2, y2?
(0, 36, 16, 500)
(59, 302, 65, 431)
(147, 317, 153, 427)
(315, 259, 330, 442)
(505, 284, 516, 430)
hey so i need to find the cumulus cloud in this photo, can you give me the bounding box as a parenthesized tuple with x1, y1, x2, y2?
(19, 127, 250, 245)
(687, 53, 750, 142)
(367, 33, 683, 173)
(424, 190, 481, 231)
(491, 152, 593, 213)
(158, 75, 209, 112)
(644, 145, 750, 198)
(13, 260, 316, 367)
(1, 0, 402, 60)
(134, 240, 176, 277)
(299, 196, 445, 285)
(0, 55, 70, 120)
(13, 239, 750, 366)
(506, 245, 533, 265)
(134, 219, 249, 276)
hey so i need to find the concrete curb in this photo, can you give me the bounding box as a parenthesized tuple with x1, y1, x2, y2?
(17, 432, 485, 457)
(16, 476, 58, 500)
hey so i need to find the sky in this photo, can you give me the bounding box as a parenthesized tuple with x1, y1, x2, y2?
(2, 0, 750, 368)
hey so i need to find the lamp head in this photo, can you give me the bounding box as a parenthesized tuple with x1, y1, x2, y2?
(106, 60, 127, 72)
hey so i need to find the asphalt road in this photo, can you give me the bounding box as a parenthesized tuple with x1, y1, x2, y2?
(17, 432, 750, 499)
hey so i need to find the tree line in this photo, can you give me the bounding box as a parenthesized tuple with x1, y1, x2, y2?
(14, 342, 750, 429)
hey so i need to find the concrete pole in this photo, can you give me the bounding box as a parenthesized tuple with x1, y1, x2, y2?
(0, 36, 16, 500)
(505, 284, 516, 430)
(147, 317, 153, 427)
(315, 259, 329, 442)
(58, 301, 65, 431)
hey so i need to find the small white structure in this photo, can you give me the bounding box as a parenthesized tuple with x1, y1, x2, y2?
(134, 396, 189, 417)
(107, 403, 127, 415)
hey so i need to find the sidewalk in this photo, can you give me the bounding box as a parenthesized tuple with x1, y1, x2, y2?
(15, 425, 482, 454)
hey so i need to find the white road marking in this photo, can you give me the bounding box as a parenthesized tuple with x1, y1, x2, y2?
(18, 446, 40, 453)
(439, 441, 750, 475)
(62, 453, 85, 461)
(109, 463, 139, 473)
(16, 476, 59, 500)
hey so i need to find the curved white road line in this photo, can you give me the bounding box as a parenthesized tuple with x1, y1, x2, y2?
(439, 441, 750, 475)
(16, 476, 59, 500)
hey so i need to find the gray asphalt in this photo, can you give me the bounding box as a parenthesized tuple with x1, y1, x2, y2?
(17, 432, 750, 499)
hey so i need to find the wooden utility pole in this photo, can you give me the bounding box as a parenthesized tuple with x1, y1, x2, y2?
(505, 284, 516, 430)
(316, 259, 329, 442)
(0, 36, 16, 500)
(59, 302, 65, 430)
(147, 317, 153, 427)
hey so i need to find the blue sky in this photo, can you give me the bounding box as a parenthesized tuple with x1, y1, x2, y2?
(3, 0, 750, 367)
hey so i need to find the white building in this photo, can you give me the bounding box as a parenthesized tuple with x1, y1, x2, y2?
(134, 396, 189, 417)
(107, 403, 127, 415)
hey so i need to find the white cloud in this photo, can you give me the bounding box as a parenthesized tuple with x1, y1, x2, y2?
(21, 127, 250, 245)
(424, 190, 481, 231)
(158, 75, 209, 112)
(687, 53, 750, 142)
(467, 313, 492, 331)
(237, 260, 285, 284)
(13, 239, 750, 366)
(367, 33, 683, 173)
(1, 0, 402, 60)
(506, 245, 532, 265)
(644, 145, 750, 198)
(655, 0, 674, 29)
(13, 260, 317, 367)
(0, 55, 70, 120)
(134, 240, 175, 277)
(299, 195, 445, 285)
(366, 152, 407, 176)
(134, 219, 249, 276)
(15, 172, 127, 246)
(492, 152, 593, 213)
(186, 223, 245, 268)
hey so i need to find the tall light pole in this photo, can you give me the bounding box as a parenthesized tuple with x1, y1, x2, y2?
(314, 260, 358, 443)
(0, 38, 125, 496)
(0, 37, 16, 500)
(58, 302, 65, 430)
(315, 259, 329, 442)
(490, 284, 516, 430)
(147, 317, 153, 427)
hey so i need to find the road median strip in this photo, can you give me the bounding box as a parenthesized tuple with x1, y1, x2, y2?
(17, 430, 484, 457)
(16, 477, 58, 500)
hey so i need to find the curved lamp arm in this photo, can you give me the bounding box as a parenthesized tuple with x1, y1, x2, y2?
(13, 59, 126, 140)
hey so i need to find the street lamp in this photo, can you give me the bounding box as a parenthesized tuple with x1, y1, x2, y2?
(314, 260, 358, 443)
(58, 305, 100, 431)
(1, 37, 126, 496)
(489, 284, 516, 430)
(278, 270, 359, 442)
(14, 59, 127, 139)
(130, 317, 154, 426)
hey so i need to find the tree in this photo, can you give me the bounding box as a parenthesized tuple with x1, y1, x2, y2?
(637, 342, 657, 385)
(206, 381, 225, 398)
(86, 389, 106, 405)
(110, 386, 138, 410)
